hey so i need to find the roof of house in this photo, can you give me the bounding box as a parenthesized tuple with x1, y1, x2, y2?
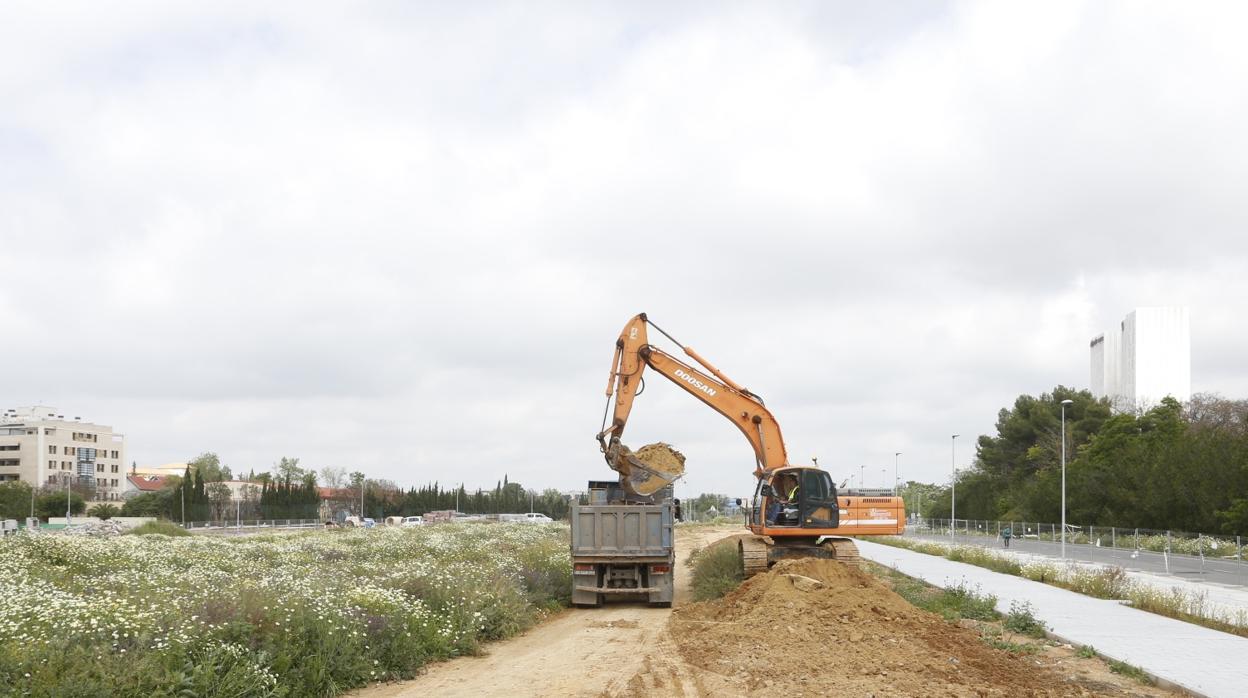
(317, 487, 356, 500)
(127, 475, 170, 492)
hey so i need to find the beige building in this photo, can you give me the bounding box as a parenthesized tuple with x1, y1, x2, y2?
(0, 406, 128, 501)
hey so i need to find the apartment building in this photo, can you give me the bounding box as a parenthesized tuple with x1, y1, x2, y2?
(1090, 307, 1191, 411)
(0, 406, 128, 500)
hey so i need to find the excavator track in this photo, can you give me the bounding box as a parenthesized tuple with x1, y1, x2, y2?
(824, 538, 861, 568)
(739, 536, 770, 578)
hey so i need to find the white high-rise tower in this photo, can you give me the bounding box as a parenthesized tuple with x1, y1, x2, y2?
(1090, 307, 1190, 410)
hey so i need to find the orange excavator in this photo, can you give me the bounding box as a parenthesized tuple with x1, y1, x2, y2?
(597, 313, 905, 575)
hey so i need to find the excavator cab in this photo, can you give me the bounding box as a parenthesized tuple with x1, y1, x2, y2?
(754, 467, 839, 530)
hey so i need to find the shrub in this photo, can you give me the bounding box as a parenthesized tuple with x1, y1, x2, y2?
(691, 539, 744, 601)
(87, 504, 120, 520)
(939, 582, 999, 621)
(1003, 600, 1046, 638)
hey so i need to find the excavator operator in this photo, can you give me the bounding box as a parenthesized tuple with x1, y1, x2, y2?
(766, 473, 801, 525)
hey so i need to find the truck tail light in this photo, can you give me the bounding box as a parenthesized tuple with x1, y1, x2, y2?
(651, 564, 670, 574)
(573, 564, 595, 575)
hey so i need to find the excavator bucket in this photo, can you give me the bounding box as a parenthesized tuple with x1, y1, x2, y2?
(607, 441, 686, 497)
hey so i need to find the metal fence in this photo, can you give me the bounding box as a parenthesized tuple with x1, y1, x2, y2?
(907, 518, 1248, 587)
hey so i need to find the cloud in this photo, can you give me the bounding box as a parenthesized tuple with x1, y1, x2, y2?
(3, 2, 1246, 498)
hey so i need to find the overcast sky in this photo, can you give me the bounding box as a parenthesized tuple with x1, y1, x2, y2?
(3, 1, 1247, 499)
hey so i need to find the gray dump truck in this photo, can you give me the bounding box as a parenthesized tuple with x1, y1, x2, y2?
(570, 480, 674, 607)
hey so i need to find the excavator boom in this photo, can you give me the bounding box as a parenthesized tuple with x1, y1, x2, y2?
(598, 313, 788, 493)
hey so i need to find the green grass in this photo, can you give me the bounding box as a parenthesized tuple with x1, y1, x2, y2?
(1108, 658, 1156, 685)
(1077, 645, 1097, 659)
(980, 627, 1041, 655)
(124, 520, 192, 537)
(863, 562, 1054, 657)
(864, 562, 999, 623)
(690, 539, 745, 601)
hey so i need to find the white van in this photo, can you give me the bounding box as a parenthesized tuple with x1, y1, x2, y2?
(401, 516, 423, 527)
(524, 512, 554, 523)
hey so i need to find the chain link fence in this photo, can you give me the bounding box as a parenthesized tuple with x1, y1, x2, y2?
(907, 518, 1248, 587)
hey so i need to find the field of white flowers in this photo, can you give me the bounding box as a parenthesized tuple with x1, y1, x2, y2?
(0, 523, 571, 697)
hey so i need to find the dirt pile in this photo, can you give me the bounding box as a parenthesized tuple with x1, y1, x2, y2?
(670, 557, 1081, 697)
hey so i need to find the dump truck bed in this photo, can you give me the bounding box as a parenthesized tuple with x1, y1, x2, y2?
(570, 500, 675, 606)
(571, 503, 673, 558)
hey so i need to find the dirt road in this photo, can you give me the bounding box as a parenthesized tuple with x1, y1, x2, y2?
(351, 525, 737, 698)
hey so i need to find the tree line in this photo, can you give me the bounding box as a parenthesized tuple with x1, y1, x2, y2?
(920, 387, 1248, 536)
(361, 475, 572, 520)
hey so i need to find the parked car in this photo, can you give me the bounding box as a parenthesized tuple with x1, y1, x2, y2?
(362, 518, 377, 528)
(401, 516, 424, 527)
(524, 512, 554, 523)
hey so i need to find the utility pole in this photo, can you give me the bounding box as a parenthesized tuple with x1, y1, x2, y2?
(65, 474, 72, 524)
(951, 434, 959, 537)
(859, 465, 865, 492)
(1061, 399, 1073, 560)
(894, 452, 901, 496)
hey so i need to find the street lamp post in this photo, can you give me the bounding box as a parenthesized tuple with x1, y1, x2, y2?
(65, 474, 72, 524)
(881, 468, 887, 489)
(951, 435, 959, 537)
(859, 465, 865, 492)
(1061, 399, 1074, 560)
(894, 452, 901, 496)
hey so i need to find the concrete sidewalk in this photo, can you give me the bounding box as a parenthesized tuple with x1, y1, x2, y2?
(857, 539, 1246, 698)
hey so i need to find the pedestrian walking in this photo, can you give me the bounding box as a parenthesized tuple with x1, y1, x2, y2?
(1001, 526, 1012, 548)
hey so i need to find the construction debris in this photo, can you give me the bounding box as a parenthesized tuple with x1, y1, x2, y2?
(58, 521, 128, 537)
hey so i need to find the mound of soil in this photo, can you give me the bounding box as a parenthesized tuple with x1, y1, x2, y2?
(671, 557, 1083, 697)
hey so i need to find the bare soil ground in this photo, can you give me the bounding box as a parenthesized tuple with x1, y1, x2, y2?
(350, 525, 733, 698)
(352, 526, 1180, 697)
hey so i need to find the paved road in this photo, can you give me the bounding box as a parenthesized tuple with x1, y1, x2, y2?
(908, 529, 1248, 588)
(858, 539, 1247, 698)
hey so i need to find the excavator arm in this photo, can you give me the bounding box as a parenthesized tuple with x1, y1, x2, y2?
(597, 313, 790, 492)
